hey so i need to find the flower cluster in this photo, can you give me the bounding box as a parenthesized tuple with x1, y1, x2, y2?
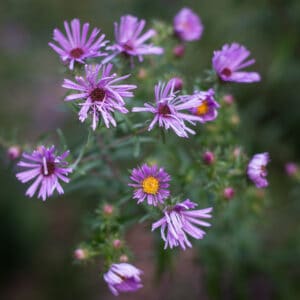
(129, 164, 213, 250)
(133, 79, 220, 137)
(10, 6, 272, 298)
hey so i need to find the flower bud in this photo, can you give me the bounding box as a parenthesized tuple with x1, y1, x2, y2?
(119, 254, 129, 262)
(255, 189, 265, 199)
(113, 239, 122, 249)
(223, 187, 235, 200)
(285, 162, 298, 177)
(7, 146, 21, 160)
(103, 204, 114, 215)
(223, 94, 234, 105)
(230, 115, 240, 126)
(173, 44, 185, 58)
(203, 151, 215, 165)
(171, 77, 183, 92)
(233, 147, 242, 158)
(74, 248, 86, 260)
(137, 68, 147, 80)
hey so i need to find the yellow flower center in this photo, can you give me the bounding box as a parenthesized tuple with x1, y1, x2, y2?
(196, 100, 209, 116)
(142, 176, 159, 194)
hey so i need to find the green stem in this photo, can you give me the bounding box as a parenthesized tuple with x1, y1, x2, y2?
(70, 129, 92, 170)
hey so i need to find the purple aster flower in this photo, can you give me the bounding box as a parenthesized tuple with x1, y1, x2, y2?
(16, 146, 72, 201)
(247, 152, 270, 188)
(212, 43, 261, 83)
(132, 79, 203, 138)
(49, 18, 108, 70)
(190, 88, 220, 123)
(106, 15, 163, 62)
(174, 7, 203, 42)
(129, 164, 170, 206)
(152, 200, 213, 250)
(104, 263, 143, 296)
(62, 63, 136, 130)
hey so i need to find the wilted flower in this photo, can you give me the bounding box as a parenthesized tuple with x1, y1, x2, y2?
(16, 146, 72, 201)
(152, 200, 213, 250)
(104, 263, 143, 296)
(190, 88, 220, 123)
(174, 8, 203, 42)
(129, 164, 170, 206)
(132, 79, 203, 138)
(212, 43, 261, 83)
(49, 18, 108, 70)
(107, 15, 163, 62)
(247, 152, 270, 188)
(285, 162, 298, 177)
(63, 63, 136, 130)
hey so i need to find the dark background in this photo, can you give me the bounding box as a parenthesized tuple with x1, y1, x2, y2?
(0, 0, 300, 299)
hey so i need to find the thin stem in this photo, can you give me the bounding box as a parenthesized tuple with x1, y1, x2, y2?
(107, 126, 149, 149)
(71, 129, 93, 169)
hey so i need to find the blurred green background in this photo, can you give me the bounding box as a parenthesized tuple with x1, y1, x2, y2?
(0, 0, 300, 299)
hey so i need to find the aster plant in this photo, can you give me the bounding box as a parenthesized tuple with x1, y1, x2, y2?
(1, 7, 275, 299)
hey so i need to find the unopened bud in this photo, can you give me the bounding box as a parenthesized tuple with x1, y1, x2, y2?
(137, 68, 147, 80)
(103, 204, 114, 215)
(285, 162, 298, 177)
(7, 146, 21, 160)
(119, 254, 128, 262)
(233, 147, 242, 158)
(203, 151, 215, 165)
(173, 44, 185, 58)
(255, 189, 265, 199)
(171, 77, 183, 92)
(36, 145, 44, 153)
(113, 239, 122, 249)
(223, 187, 235, 200)
(74, 248, 86, 260)
(223, 94, 234, 105)
(230, 115, 240, 125)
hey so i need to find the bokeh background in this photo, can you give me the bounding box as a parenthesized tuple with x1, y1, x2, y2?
(1, 0, 300, 299)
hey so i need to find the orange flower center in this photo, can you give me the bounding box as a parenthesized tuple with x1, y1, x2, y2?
(142, 176, 159, 194)
(196, 100, 209, 116)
